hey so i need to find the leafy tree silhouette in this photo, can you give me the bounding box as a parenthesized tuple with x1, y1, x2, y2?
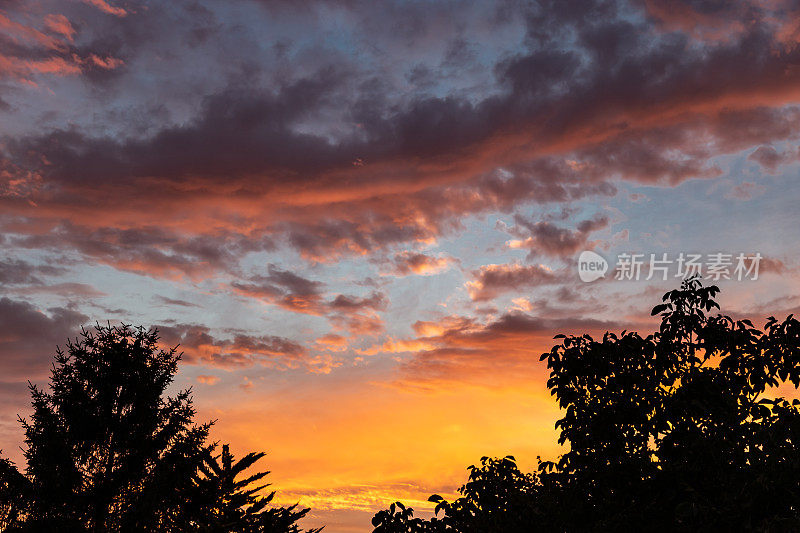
(371, 456, 558, 533)
(371, 278, 800, 531)
(0, 324, 319, 532)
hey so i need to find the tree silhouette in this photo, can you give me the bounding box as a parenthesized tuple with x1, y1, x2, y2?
(371, 501, 434, 533)
(0, 455, 29, 531)
(192, 444, 322, 532)
(0, 324, 319, 532)
(371, 456, 558, 533)
(372, 278, 800, 531)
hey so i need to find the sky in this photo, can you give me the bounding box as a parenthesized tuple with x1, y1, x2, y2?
(1, 0, 799, 530)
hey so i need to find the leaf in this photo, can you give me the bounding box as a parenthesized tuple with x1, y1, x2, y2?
(651, 303, 670, 316)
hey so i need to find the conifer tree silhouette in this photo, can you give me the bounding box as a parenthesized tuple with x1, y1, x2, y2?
(192, 443, 322, 532)
(0, 455, 29, 531)
(0, 324, 320, 532)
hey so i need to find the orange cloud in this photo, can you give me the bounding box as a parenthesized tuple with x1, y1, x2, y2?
(82, 0, 128, 17)
(196, 374, 220, 385)
(389, 251, 456, 276)
(314, 333, 349, 352)
(43, 14, 76, 42)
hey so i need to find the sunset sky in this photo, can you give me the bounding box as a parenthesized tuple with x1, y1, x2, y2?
(1, 0, 800, 531)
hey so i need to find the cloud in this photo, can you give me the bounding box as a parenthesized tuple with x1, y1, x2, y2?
(232, 264, 326, 315)
(628, 193, 648, 202)
(389, 251, 456, 276)
(466, 262, 563, 302)
(43, 14, 76, 42)
(82, 0, 127, 17)
(155, 323, 325, 372)
(196, 374, 219, 385)
(0, 258, 66, 285)
(0, 6, 124, 87)
(314, 333, 349, 352)
(3, 0, 800, 277)
(747, 145, 798, 173)
(328, 309, 385, 337)
(760, 257, 790, 276)
(724, 181, 766, 201)
(9, 223, 262, 280)
(364, 310, 623, 388)
(232, 265, 387, 336)
(504, 213, 610, 258)
(10, 282, 106, 298)
(153, 296, 200, 308)
(328, 292, 386, 314)
(0, 297, 87, 381)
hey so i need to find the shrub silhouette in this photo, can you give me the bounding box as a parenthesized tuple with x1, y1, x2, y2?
(0, 324, 320, 532)
(371, 278, 800, 531)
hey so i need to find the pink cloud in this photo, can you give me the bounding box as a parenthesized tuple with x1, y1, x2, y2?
(82, 0, 128, 17)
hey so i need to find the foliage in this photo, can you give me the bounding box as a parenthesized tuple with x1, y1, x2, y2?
(0, 455, 29, 531)
(371, 501, 436, 533)
(372, 278, 800, 531)
(193, 444, 322, 533)
(0, 324, 319, 532)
